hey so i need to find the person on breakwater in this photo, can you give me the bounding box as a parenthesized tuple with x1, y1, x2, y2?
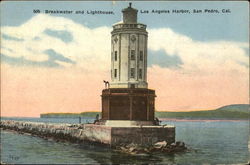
(154, 117, 161, 125)
(94, 114, 100, 124)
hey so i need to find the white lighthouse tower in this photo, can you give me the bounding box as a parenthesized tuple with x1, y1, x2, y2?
(110, 3, 148, 88)
(101, 3, 156, 122)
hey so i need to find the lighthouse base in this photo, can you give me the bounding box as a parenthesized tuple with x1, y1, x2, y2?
(84, 124, 175, 147)
(101, 88, 156, 121)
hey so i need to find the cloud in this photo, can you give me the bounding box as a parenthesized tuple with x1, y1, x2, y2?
(1, 54, 60, 67)
(1, 14, 111, 70)
(1, 14, 248, 74)
(148, 28, 248, 74)
(0, 14, 248, 115)
(146, 28, 248, 110)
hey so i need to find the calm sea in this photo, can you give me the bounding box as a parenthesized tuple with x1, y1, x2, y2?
(1, 117, 249, 164)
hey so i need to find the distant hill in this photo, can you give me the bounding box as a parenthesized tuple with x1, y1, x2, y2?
(40, 112, 101, 118)
(40, 104, 249, 119)
(155, 110, 249, 119)
(216, 104, 249, 113)
(155, 104, 249, 119)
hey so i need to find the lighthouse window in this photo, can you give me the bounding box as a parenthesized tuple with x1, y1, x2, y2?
(130, 68, 135, 78)
(139, 51, 143, 61)
(114, 69, 117, 78)
(114, 51, 117, 61)
(139, 69, 142, 79)
(131, 50, 135, 60)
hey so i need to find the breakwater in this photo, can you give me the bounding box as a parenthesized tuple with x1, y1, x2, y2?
(0, 120, 175, 148)
(0, 120, 110, 146)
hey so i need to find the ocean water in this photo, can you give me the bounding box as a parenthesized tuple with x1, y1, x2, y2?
(1, 117, 249, 164)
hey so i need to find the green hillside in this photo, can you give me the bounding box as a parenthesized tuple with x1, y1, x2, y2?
(155, 110, 249, 119)
(155, 104, 249, 119)
(40, 104, 249, 119)
(215, 104, 249, 113)
(40, 112, 101, 118)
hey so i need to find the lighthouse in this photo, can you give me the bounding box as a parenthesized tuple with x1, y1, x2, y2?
(101, 3, 156, 125)
(87, 3, 175, 146)
(110, 2, 148, 89)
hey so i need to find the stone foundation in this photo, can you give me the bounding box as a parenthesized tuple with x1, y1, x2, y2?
(0, 120, 175, 147)
(111, 125, 175, 146)
(101, 88, 156, 121)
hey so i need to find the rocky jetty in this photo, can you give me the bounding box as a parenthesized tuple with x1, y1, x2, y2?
(116, 140, 187, 155)
(1, 120, 177, 151)
(0, 120, 86, 143)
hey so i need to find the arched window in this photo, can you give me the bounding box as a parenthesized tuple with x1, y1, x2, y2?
(139, 51, 143, 61)
(130, 68, 135, 78)
(131, 50, 135, 60)
(114, 69, 117, 78)
(139, 69, 142, 79)
(115, 51, 117, 61)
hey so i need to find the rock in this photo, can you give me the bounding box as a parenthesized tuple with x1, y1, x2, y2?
(170, 143, 176, 147)
(176, 141, 181, 146)
(120, 146, 127, 151)
(176, 141, 185, 147)
(127, 143, 136, 148)
(179, 142, 185, 148)
(154, 141, 167, 149)
(144, 148, 150, 153)
(128, 147, 136, 152)
(136, 147, 145, 153)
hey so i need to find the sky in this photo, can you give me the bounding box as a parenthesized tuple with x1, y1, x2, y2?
(1, 1, 249, 117)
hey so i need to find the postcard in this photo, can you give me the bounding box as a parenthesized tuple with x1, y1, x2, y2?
(1, 1, 249, 164)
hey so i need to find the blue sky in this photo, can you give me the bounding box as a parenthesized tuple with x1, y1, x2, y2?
(1, 1, 248, 42)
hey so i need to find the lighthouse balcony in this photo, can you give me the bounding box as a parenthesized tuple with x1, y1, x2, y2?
(109, 81, 148, 88)
(112, 23, 146, 30)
